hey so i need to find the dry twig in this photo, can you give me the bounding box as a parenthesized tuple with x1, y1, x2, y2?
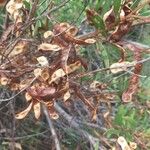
(42, 104, 61, 150)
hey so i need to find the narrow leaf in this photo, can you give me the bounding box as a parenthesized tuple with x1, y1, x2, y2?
(113, 0, 122, 16)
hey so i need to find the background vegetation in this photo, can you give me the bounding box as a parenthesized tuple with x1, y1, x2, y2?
(0, 0, 150, 150)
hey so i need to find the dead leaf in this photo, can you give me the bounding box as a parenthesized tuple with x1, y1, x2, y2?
(37, 56, 49, 66)
(43, 31, 54, 38)
(6, 0, 23, 15)
(50, 112, 59, 120)
(90, 81, 100, 89)
(40, 69, 50, 81)
(49, 69, 65, 84)
(63, 91, 71, 101)
(19, 78, 33, 90)
(13, 10, 23, 23)
(0, 76, 10, 85)
(84, 38, 96, 44)
(6, 0, 23, 22)
(33, 102, 41, 119)
(49, 61, 81, 84)
(66, 26, 78, 36)
(103, 7, 115, 29)
(110, 61, 134, 74)
(92, 109, 97, 121)
(15, 102, 33, 119)
(59, 22, 70, 30)
(117, 136, 131, 150)
(10, 83, 19, 91)
(28, 86, 56, 98)
(2, 142, 22, 150)
(25, 92, 32, 102)
(14, 142, 22, 150)
(129, 142, 137, 150)
(34, 68, 42, 77)
(38, 43, 61, 51)
(66, 61, 81, 73)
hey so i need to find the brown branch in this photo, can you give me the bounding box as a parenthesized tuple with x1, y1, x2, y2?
(42, 104, 61, 150)
(54, 102, 102, 149)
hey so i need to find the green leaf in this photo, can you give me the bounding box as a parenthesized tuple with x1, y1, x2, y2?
(144, 128, 150, 137)
(113, 0, 122, 16)
(140, 8, 150, 16)
(94, 141, 99, 150)
(23, 0, 31, 9)
(131, 0, 141, 9)
(95, 0, 104, 11)
(123, 116, 136, 129)
(105, 128, 121, 138)
(114, 105, 127, 126)
(90, 14, 106, 36)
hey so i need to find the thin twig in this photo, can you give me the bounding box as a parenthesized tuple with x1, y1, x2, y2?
(54, 103, 104, 149)
(27, 0, 39, 22)
(1, 130, 49, 140)
(42, 104, 61, 150)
